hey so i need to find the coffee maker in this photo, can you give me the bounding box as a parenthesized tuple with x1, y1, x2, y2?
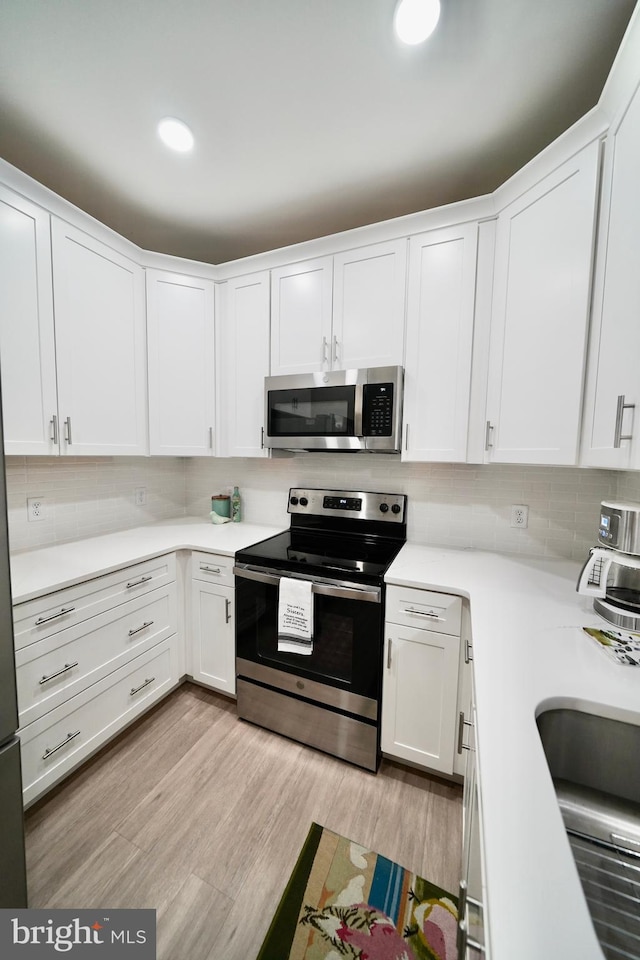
(577, 500, 640, 630)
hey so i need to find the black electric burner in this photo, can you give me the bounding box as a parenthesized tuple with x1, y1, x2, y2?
(235, 488, 407, 586)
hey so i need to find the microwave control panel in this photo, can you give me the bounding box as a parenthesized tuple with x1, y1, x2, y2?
(362, 382, 394, 436)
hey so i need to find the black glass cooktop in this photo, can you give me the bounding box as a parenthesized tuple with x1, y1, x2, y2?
(235, 529, 404, 585)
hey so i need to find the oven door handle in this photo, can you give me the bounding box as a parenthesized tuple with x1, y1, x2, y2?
(233, 564, 381, 604)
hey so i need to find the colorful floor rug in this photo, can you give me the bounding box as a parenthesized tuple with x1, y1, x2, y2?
(257, 822, 458, 960)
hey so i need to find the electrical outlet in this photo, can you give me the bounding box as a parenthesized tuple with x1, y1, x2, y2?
(510, 504, 529, 528)
(27, 497, 46, 522)
(135, 487, 146, 506)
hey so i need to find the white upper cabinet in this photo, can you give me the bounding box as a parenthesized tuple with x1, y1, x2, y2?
(581, 83, 640, 469)
(270, 257, 332, 375)
(0, 186, 59, 455)
(270, 241, 407, 376)
(217, 271, 270, 458)
(332, 240, 407, 370)
(51, 218, 147, 455)
(402, 223, 478, 462)
(484, 139, 601, 465)
(146, 270, 215, 456)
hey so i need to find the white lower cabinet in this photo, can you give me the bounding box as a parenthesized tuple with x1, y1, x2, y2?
(15, 554, 180, 806)
(189, 552, 235, 696)
(20, 639, 178, 807)
(382, 585, 462, 775)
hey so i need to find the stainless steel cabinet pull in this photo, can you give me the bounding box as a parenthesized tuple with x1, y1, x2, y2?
(64, 416, 72, 445)
(42, 729, 80, 759)
(457, 918, 485, 957)
(225, 598, 231, 623)
(405, 423, 410, 450)
(387, 639, 392, 669)
(485, 420, 494, 450)
(39, 661, 79, 684)
(614, 394, 635, 448)
(126, 575, 153, 589)
(35, 606, 75, 626)
(465, 638, 473, 664)
(130, 677, 155, 696)
(128, 620, 154, 637)
(50, 414, 59, 445)
(333, 335, 340, 363)
(457, 712, 474, 753)
(201, 565, 222, 574)
(260, 426, 265, 449)
(404, 606, 444, 621)
(209, 426, 214, 449)
(322, 336, 329, 363)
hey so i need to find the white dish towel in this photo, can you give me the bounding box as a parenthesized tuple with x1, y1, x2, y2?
(277, 577, 314, 655)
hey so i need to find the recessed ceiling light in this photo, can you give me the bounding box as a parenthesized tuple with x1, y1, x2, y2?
(157, 117, 194, 153)
(394, 0, 441, 45)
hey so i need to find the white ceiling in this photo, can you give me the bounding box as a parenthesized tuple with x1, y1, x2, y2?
(0, 0, 636, 264)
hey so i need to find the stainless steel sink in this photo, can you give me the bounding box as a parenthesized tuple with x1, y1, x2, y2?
(536, 708, 640, 960)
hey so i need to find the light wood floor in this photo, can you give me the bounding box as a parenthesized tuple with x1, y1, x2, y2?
(25, 683, 462, 960)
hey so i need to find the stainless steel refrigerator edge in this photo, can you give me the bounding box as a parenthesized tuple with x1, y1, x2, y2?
(0, 386, 28, 907)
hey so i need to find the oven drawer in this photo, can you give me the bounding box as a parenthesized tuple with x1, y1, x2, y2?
(191, 550, 234, 586)
(385, 584, 462, 635)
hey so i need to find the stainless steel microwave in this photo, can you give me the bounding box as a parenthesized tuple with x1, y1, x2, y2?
(264, 366, 403, 453)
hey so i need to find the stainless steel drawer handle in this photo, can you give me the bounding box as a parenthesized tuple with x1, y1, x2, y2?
(201, 565, 222, 574)
(50, 414, 59, 445)
(457, 711, 474, 754)
(130, 677, 155, 696)
(126, 575, 153, 589)
(465, 638, 473, 664)
(128, 620, 154, 637)
(614, 394, 635, 447)
(42, 729, 81, 759)
(404, 607, 445, 620)
(39, 661, 79, 685)
(387, 639, 393, 669)
(64, 416, 72, 445)
(225, 598, 231, 623)
(35, 606, 76, 626)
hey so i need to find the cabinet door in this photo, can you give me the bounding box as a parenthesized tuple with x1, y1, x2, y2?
(581, 85, 640, 469)
(332, 240, 407, 370)
(190, 579, 235, 696)
(147, 270, 215, 456)
(270, 257, 333, 375)
(0, 186, 59, 454)
(381, 623, 460, 774)
(217, 272, 270, 458)
(51, 219, 147, 455)
(486, 140, 600, 464)
(402, 224, 478, 462)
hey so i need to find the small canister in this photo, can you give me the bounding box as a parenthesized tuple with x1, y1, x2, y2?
(211, 494, 230, 519)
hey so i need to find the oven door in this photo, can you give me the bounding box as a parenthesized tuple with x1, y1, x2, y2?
(234, 564, 383, 717)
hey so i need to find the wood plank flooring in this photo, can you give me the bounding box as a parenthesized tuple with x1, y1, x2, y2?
(24, 683, 462, 960)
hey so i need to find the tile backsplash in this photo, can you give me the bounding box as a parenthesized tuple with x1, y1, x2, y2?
(186, 456, 619, 561)
(6, 456, 186, 552)
(5, 452, 636, 561)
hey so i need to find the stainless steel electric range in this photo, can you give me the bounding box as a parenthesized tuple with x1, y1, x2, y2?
(234, 488, 407, 772)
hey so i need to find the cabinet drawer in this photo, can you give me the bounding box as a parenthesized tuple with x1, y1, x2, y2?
(13, 553, 176, 650)
(385, 584, 462, 635)
(20, 637, 178, 807)
(191, 550, 234, 586)
(16, 583, 177, 727)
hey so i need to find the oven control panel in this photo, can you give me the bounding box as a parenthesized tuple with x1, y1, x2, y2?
(288, 488, 406, 523)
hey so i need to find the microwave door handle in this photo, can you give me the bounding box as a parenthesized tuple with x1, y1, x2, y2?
(354, 384, 364, 437)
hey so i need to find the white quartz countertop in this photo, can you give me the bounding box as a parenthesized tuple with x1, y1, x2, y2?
(385, 543, 640, 960)
(10, 518, 284, 604)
